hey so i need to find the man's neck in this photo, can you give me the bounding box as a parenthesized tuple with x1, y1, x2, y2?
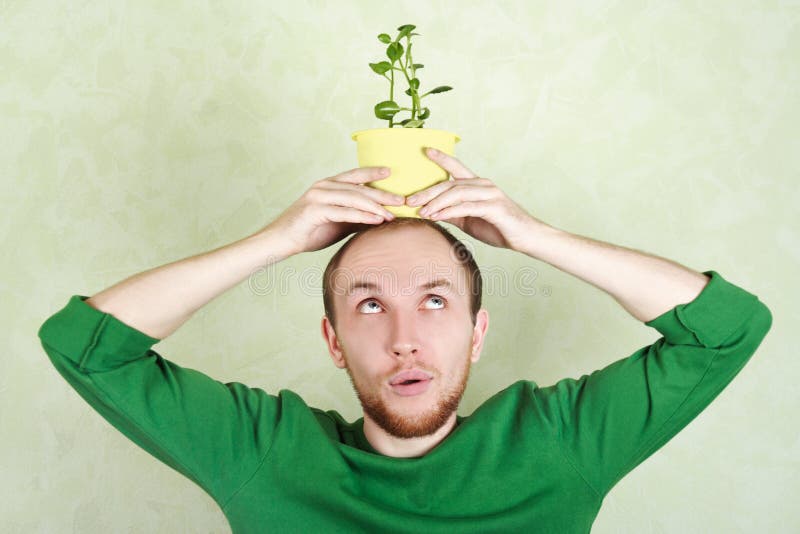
(363, 412, 458, 458)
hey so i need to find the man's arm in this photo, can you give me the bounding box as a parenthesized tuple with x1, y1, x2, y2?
(410, 148, 707, 321)
(85, 227, 295, 340)
(85, 164, 399, 340)
(514, 221, 710, 322)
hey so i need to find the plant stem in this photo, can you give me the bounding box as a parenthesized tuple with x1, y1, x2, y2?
(395, 36, 420, 120)
(389, 61, 395, 128)
(407, 36, 420, 119)
(384, 34, 423, 128)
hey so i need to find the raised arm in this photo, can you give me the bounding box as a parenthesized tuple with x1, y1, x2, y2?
(84, 165, 401, 339)
(85, 228, 296, 339)
(514, 223, 710, 323)
(407, 146, 709, 322)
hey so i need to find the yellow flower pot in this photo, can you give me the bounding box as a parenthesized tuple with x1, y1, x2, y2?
(351, 127, 461, 218)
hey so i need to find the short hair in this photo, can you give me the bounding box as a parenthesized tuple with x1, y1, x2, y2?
(323, 218, 482, 331)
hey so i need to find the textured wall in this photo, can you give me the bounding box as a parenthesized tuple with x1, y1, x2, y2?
(3, 1, 798, 532)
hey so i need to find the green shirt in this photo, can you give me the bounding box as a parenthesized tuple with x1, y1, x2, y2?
(37, 270, 772, 533)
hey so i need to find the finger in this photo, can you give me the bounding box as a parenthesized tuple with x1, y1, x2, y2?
(312, 188, 396, 219)
(407, 177, 492, 207)
(418, 185, 498, 219)
(405, 179, 455, 207)
(325, 205, 391, 224)
(427, 200, 491, 221)
(425, 148, 478, 179)
(331, 166, 391, 184)
(321, 181, 404, 206)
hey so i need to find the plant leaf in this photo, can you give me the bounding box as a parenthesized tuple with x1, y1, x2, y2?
(419, 108, 430, 119)
(428, 85, 453, 94)
(369, 61, 392, 75)
(403, 120, 424, 128)
(410, 78, 420, 90)
(412, 63, 424, 69)
(377, 33, 391, 44)
(397, 24, 416, 39)
(374, 100, 400, 120)
(386, 42, 403, 62)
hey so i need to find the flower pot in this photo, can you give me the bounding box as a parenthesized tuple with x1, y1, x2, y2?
(351, 127, 461, 218)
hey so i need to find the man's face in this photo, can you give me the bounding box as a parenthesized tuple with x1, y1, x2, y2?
(321, 225, 489, 439)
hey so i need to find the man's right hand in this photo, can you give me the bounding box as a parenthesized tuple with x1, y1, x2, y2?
(265, 166, 405, 255)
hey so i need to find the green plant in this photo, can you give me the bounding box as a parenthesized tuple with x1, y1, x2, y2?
(369, 24, 453, 128)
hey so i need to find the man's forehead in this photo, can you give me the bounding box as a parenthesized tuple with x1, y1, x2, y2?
(346, 224, 457, 261)
(331, 225, 469, 295)
(344, 276, 454, 295)
(332, 262, 466, 296)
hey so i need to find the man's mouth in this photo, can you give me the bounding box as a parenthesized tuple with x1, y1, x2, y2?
(390, 378, 432, 396)
(389, 369, 434, 385)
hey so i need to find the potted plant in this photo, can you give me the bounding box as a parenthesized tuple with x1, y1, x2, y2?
(351, 24, 461, 218)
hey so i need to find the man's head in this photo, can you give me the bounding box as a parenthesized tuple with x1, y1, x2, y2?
(320, 218, 489, 440)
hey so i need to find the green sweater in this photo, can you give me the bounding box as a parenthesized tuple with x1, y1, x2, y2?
(38, 270, 772, 533)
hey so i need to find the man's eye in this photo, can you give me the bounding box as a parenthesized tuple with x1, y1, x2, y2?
(426, 295, 446, 309)
(359, 300, 382, 314)
(357, 295, 446, 314)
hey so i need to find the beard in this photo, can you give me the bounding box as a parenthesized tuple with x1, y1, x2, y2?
(342, 348, 473, 440)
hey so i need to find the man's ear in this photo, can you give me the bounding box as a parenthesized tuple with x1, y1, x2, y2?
(321, 315, 347, 369)
(470, 308, 490, 363)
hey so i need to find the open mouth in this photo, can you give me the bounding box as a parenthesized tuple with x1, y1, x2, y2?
(391, 378, 432, 396)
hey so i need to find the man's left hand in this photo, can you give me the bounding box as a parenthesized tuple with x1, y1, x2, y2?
(406, 147, 546, 251)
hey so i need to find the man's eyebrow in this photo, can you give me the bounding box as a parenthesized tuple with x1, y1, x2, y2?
(346, 278, 453, 295)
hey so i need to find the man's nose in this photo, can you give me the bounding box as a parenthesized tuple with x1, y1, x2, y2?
(392, 343, 419, 358)
(389, 314, 422, 358)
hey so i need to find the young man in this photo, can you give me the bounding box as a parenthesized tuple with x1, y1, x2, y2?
(39, 148, 772, 532)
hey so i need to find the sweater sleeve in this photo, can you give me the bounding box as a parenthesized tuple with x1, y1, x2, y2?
(37, 295, 281, 508)
(535, 270, 773, 497)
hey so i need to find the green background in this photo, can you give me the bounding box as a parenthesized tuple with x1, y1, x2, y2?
(3, 1, 797, 532)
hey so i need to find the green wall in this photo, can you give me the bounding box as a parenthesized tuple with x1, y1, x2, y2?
(3, 1, 797, 532)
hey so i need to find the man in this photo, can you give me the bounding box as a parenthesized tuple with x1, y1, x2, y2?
(39, 148, 772, 532)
